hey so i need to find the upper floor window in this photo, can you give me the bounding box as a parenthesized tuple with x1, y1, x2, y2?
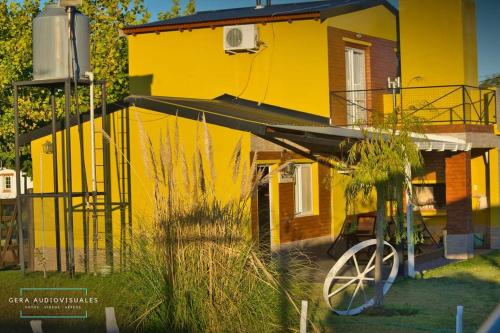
(294, 164, 313, 216)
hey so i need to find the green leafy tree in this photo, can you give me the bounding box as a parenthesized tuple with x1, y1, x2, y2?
(80, 0, 150, 102)
(480, 73, 500, 88)
(0, 0, 150, 171)
(158, 0, 196, 20)
(158, 0, 181, 20)
(341, 112, 424, 307)
(184, 0, 196, 16)
(0, 0, 40, 171)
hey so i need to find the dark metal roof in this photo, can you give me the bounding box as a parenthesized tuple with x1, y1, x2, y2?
(125, 94, 329, 131)
(124, 0, 397, 34)
(125, 94, 350, 155)
(19, 94, 330, 145)
(18, 102, 126, 146)
(19, 94, 468, 158)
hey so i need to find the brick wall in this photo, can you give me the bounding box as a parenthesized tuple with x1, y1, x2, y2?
(420, 151, 446, 183)
(279, 163, 331, 243)
(328, 27, 398, 125)
(251, 151, 332, 244)
(445, 151, 473, 234)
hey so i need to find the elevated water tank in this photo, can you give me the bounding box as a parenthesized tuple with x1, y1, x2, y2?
(33, 4, 90, 80)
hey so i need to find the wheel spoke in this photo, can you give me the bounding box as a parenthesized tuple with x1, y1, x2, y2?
(352, 254, 361, 276)
(363, 250, 377, 275)
(363, 252, 396, 275)
(347, 280, 363, 312)
(382, 251, 395, 263)
(358, 279, 368, 303)
(331, 276, 360, 280)
(328, 276, 358, 298)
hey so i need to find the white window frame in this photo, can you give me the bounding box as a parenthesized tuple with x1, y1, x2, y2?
(294, 164, 313, 216)
(345, 46, 367, 125)
(3, 175, 12, 192)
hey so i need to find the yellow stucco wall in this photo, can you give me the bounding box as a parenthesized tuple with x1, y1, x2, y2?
(489, 149, 500, 240)
(399, 0, 478, 87)
(31, 115, 123, 271)
(128, 19, 331, 117)
(31, 108, 252, 271)
(471, 152, 489, 228)
(326, 5, 397, 41)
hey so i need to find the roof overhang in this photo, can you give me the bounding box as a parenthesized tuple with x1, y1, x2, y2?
(20, 94, 471, 158)
(123, 0, 397, 35)
(126, 95, 471, 154)
(271, 125, 471, 152)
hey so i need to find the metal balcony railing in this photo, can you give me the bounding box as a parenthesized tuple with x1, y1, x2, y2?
(330, 85, 497, 127)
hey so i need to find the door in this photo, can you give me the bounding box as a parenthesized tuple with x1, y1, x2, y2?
(257, 166, 271, 249)
(345, 47, 367, 125)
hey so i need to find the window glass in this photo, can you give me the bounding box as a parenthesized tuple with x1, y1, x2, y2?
(294, 164, 313, 215)
(5, 176, 11, 190)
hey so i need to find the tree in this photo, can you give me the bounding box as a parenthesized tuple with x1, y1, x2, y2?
(480, 73, 500, 88)
(80, 0, 150, 102)
(0, 0, 40, 171)
(184, 0, 196, 16)
(158, 0, 180, 20)
(158, 0, 196, 20)
(0, 0, 150, 171)
(342, 112, 424, 307)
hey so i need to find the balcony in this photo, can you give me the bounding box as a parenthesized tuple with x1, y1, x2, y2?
(330, 85, 497, 128)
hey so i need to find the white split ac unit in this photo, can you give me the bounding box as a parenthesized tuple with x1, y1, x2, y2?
(223, 24, 259, 53)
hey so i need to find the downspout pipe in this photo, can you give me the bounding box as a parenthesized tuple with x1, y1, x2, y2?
(396, 12, 402, 82)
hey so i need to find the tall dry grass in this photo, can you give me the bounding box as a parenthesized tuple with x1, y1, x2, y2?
(122, 114, 315, 332)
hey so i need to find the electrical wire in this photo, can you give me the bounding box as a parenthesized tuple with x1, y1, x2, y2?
(236, 44, 268, 99)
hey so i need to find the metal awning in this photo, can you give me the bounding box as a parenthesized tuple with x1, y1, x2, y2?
(271, 125, 471, 152)
(125, 95, 471, 154)
(20, 94, 470, 154)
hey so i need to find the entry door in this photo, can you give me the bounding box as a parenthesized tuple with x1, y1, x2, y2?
(257, 166, 271, 249)
(345, 47, 367, 125)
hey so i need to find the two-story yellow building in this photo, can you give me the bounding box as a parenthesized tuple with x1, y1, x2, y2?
(20, 0, 499, 273)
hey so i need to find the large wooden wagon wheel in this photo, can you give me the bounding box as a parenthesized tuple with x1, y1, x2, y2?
(323, 239, 399, 316)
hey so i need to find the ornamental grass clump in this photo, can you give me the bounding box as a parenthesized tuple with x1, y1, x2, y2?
(123, 115, 314, 333)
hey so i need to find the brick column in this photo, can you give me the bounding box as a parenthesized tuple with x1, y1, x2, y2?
(445, 151, 474, 259)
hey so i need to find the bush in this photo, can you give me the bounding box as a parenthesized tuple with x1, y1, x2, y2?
(121, 115, 313, 332)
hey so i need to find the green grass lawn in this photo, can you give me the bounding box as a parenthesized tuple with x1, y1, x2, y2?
(0, 251, 498, 333)
(0, 270, 133, 333)
(313, 250, 500, 333)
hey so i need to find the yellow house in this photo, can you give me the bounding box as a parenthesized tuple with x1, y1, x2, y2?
(19, 0, 499, 273)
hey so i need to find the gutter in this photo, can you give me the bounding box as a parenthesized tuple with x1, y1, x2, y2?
(122, 12, 321, 35)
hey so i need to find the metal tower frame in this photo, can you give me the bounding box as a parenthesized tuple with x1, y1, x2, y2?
(13, 78, 115, 277)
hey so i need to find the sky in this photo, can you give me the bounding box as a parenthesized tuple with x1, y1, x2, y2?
(146, 0, 500, 79)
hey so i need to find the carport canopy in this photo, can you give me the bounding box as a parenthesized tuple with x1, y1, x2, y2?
(125, 94, 471, 154)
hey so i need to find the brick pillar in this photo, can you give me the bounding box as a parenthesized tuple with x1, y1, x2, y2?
(444, 151, 474, 259)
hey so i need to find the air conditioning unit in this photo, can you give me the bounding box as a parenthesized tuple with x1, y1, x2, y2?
(223, 24, 259, 53)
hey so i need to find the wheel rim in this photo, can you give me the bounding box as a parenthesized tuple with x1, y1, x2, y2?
(323, 239, 399, 315)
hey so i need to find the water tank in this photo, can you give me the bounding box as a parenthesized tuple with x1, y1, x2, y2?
(33, 4, 90, 80)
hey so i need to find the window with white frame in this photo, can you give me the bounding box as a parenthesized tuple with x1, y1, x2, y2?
(3, 176, 12, 192)
(294, 164, 313, 215)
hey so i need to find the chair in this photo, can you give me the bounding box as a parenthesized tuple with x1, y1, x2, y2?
(327, 212, 377, 259)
